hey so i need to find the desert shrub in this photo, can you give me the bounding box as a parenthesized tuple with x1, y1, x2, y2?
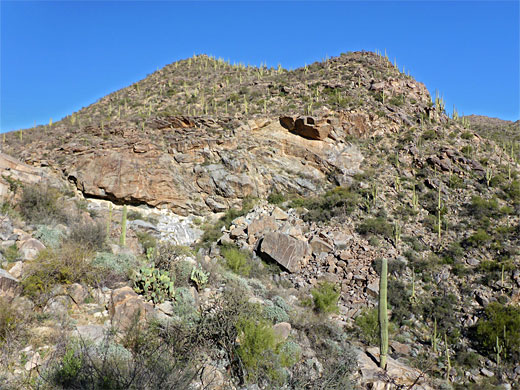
(34, 225, 63, 248)
(69, 221, 107, 249)
(172, 287, 199, 326)
(263, 301, 290, 324)
(92, 252, 139, 279)
(154, 243, 193, 271)
(21, 243, 95, 306)
(291, 187, 358, 223)
(0, 297, 25, 348)
(172, 260, 194, 288)
(43, 325, 201, 390)
(463, 228, 492, 248)
(475, 302, 520, 362)
(290, 322, 356, 389)
(267, 191, 286, 205)
(1, 244, 20, 262)
(467, 196, 500, 220)
(277, 340, 301, 368)
(126, 210, 143, 220)
(135, 231, 157, 254)
(354, 307, 379, 345)
(311, 282, 340, 314)
(356, 217, 393, 238)
(236, 316, 285, 384)
(422, 293, 460, 340)
(19, 184, 65, 224)
(221, 243, 252, 276)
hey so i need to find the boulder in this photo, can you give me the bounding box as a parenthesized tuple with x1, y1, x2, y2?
(18, 238, 45, 261)
(271, 207, 288, 220)
(309, 236, 333, 255)
(294, 117, 331, 140)
(108, 286, 154, 330)
(0, 269, 19, 298)
(273, 322, 291, 341)
(280, 115, 332, 140)
(247, 216, 277, 238)
(258, 233, 311, 273)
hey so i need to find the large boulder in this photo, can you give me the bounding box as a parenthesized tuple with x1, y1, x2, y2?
(108, 286, 154, 330)
(280, 116, 332, 140)
(257, 233, 311, 273)
(0, 269, 19, 298)
(18, 238, 45, 261)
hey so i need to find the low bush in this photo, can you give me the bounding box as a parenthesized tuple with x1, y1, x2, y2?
(475, 302, 520, 363)
(354, 307, 379, 345)
(154, 243, 193, 271)
(34, 225, 63, 248)
(236, 316, 280, 382)
(92, 252, 139, 280)
(19, 184, 66, 224)
(290, 187, 358, 223)
(42, 325, 201, 390)
(21, 243, 95, 306)
(221, 243, 252, 276)
(356, 217, 393, 238)
(1, 244, 20, 263)
(267, 191, 287, 205)
(69, 221, 107, 249)
(311, 282, 340, 314)
(290, 322, 356, 389)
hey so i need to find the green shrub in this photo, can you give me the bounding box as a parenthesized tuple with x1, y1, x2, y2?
(34, 225, 63, 248)
(464, 228, 492, 248)
(19, 184, 65, 224)
(475, 302, 520, 362)
(172, 287, 199, 326)
(291, 187, 358, 223)
(92, 252, 139, 279)
(356, 217, 393, 238)
(45, 325, 199, 390)
(69, 221, 107, 249)
(221, 244, 252, 276)
(154, 243, 192, 271)
(468, 196, 500, 220)
(311, 282, 340, 314)
(354, 307, 379, 345)
(277, 341, 301, 367)
(290, 322, 356, 389)
(21, 243, 95, 306)
(267, 191, 286, 205)
(0, 297, 25, 348)
(1, 244, 20, 263)
(263, 302, 290, 324)
(135, 231, 157, 254)
(173, 260, 194, 288)
(236, 316, 279, 382)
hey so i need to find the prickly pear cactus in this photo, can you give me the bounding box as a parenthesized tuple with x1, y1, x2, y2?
(190, 264, 209, 290)
(133, 266, 175, 304)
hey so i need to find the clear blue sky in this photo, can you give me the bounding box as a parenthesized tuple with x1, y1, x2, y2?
(1, 1, 519, 132)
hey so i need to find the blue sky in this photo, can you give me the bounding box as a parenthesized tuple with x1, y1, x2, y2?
(1, 1, 519, 132)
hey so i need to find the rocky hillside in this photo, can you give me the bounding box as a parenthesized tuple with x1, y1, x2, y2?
(0, 52, 519, 390)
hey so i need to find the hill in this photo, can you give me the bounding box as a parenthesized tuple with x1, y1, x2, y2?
(0, 51, 519, 390)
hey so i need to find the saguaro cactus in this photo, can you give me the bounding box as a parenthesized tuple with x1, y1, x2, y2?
(379, 258, 388, 369)
(119, 205, 127, 247)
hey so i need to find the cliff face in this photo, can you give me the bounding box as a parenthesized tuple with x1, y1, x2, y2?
(2, 51, 438, 213)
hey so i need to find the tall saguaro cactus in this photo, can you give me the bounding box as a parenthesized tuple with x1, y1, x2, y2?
(120, 205, 127, 247)
(379, 258, 388, 369)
